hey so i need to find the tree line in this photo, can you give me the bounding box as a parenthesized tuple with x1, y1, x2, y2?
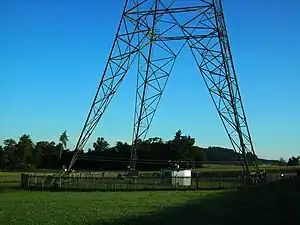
(0, 129, 296, 171)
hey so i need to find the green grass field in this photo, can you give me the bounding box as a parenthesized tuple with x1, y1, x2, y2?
(0, 172, 21, 189)
(197, 164, 300, 172)
(1, 178, 300, 225)
(1, 166, 300, 225)
(0, 190, 216, 225)
(0, 171, 22, 177)
(1, 164, 298, 179)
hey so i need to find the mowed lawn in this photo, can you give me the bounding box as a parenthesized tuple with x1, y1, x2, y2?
(0, 190, 218, 225)
(1, 178, 300, 225)
(197, 164, 300, 172)
(0, 164, 298, 179)
(0, 172, 21, 187)
(0, 171, 22, 178)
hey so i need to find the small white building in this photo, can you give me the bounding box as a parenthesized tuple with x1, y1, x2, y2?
(161, 169, 192, 186)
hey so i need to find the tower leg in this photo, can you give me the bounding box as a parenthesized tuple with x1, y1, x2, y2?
(177, 1, 257, 176)
(68, 0, 151, 169)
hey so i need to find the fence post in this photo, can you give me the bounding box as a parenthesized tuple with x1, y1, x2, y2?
(175, 176, 177, 189)
(196, 176, 199, 190)
(20, 174, 26, 188)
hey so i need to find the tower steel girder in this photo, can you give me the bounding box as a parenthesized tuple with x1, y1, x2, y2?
(177, 1, 258, 174)
(129, 0, 191, 169)
(68, 0, 149, 169)
(67, 0, 258, 178)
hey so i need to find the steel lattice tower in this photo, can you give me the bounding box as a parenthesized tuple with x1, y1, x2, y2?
(68, 0, 259, 178)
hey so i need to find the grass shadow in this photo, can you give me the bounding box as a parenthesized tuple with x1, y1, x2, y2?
(0, 182, 21, 192)
(90, 178, 300, 225)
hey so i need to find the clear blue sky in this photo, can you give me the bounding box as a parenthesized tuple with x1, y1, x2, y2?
(0, 0, 299, 160)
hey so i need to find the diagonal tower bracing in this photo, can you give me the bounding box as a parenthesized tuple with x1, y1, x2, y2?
(68, 0, 258, 178)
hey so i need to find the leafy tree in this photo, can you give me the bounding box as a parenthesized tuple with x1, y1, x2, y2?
(3, 139, 17, 151)
(174, 129, 182, 141)
(35, 141, 60, 169)
(287, 156, 299, 166)
(116, 141, 124, 151)
(59, 130, 69, 158)
(0, 145, 4, 169)
(3, 139, 18, 169)
(191, 146, 206, 161)
(32, 142, 45, 168)
(279, 157, 286, 166)
(172, 130, 195, 157)
(171, 129, 196, 168)
(279, 157, 285, 162)
(146, 137, 163, 144)
(93, 137, 109, 152)
(0, 129, 276, 171)
(17, 134, 35, 166)
(205, 146, 239, 163)
(116, 142, 131, 158)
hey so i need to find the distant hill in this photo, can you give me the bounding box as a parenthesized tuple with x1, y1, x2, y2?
(203, 146, 281, 165)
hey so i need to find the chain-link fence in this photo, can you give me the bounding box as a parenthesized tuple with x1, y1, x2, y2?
(2, 170, 296, 191)
(20, 173, 251, 191)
